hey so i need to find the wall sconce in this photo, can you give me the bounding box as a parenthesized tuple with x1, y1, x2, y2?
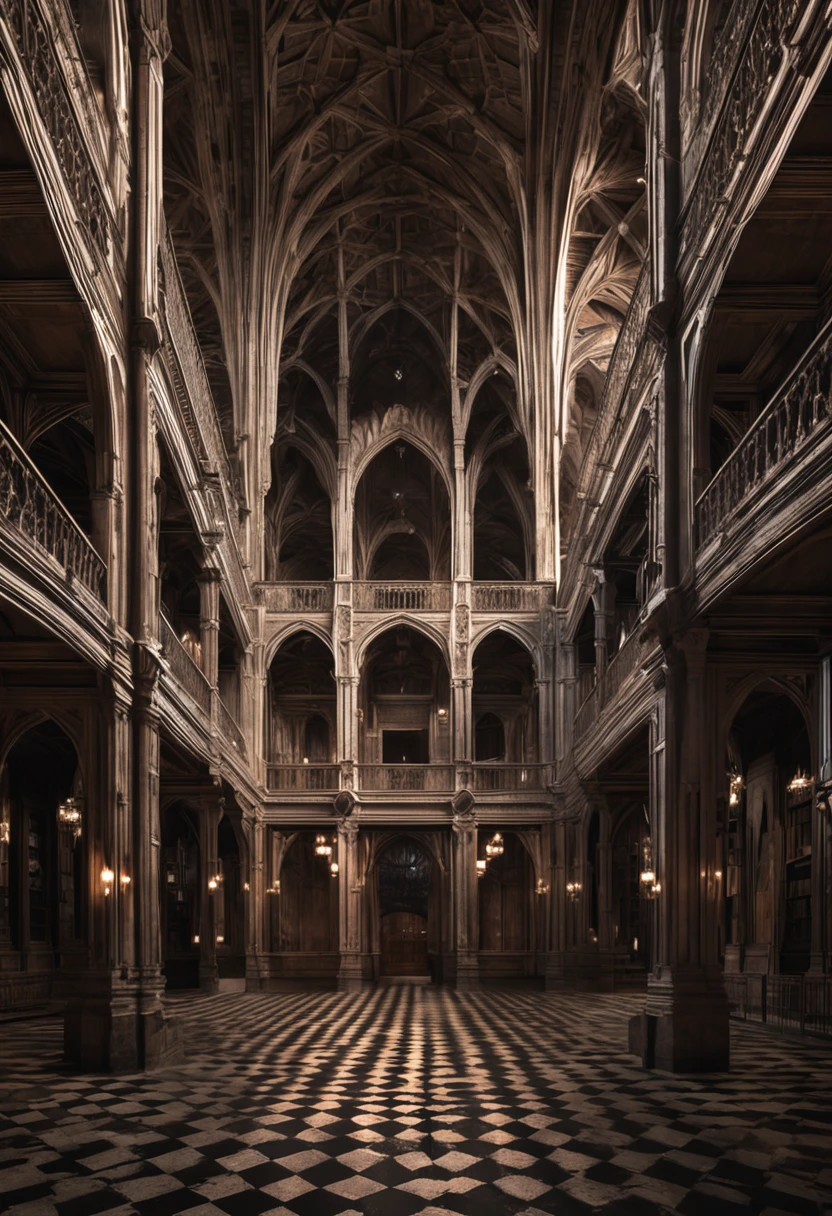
(208, 878, 218, 891)
(0, 821, 9, 846)
(437, 707, 448, 720)
(244, 881, 250, 892)
(57, 797, 82, 840)
(640, 837, 661, 899)
(266, 880, 280, 895)
(101, 868, 115, 896)
(485, 833, 504, 858)
(303, 756, 310, 765)
(330, 861, 339, 877)
(566, 880, 581, 901)
(535, 877, 549, 895)
(476, 859, 487, 879)
(315, 834, 332, 857)
(216, 935, 224, 944)
(788, 770, 812, 793)
(193, 934, 200, 944)
(120, 874, 131, 887)
(728, 769, 743, 807)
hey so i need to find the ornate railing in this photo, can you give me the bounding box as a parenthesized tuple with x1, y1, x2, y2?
(266, 764, 340, 792)
(681, 0, 804, 257)
(215, 694, 246, 759)
(353, 582, 452, 611)
(0, 0, 109, 256)
(260, 583, 334, 612)
(696, 315, 832, 549)
(574, 630, 644, 740)
(357, 765, 455, 792)
(470, 764, 549, 791)
(0, 417, 106, 599)
(682, 0, 759, 191)
(472, 583, 554, 612)
(159, 612, 212, 715)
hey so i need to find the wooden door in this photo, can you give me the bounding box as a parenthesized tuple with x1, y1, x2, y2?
(380, 911, 429, 975)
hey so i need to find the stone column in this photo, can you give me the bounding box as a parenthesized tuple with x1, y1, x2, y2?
(198, 803, 222, 994)
(536, 679, 552, 765)
(198, 567, 221, 687)
(453, 440, 470, 580)
(631, 631, 729, 1072)
(452, 803, 479, 988)
(592, 570, 613, 682)
(545, 819, 567, 989)
(337, 816, 363, 989)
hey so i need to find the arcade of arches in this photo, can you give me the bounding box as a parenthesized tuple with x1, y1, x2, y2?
(2, 0, 832, 1119)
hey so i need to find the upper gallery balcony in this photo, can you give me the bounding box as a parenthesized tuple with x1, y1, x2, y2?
(265, 762, 554, 796)
(259, 581, 553, 615)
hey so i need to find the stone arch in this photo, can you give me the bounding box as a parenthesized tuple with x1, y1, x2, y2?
(264, 621, 334, 670)
(354, 614, 452, 674)
(468, 621, 543, 681)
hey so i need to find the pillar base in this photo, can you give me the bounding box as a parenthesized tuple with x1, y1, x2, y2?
(337, 952, 365, 991)
(631, 970, 730, 1072)
(455, 953, 480, 991)
(63, 971, 182, 1071)
(199, 963, 219, 994)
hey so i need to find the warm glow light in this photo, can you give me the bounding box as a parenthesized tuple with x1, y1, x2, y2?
(216, 935, 224, 943)
(437, 707, 447, 718)
(476, 859, 487, 878)
(208, 878, 218, 891)
(330, 861, 339, 877)
(244, 882, 250, 892)
(485, 833, 504, 858)
(788, 770, 811, 792)
(303, 756, 310, 765)
(0, 822, 9, 845)
(120, 874, 131, 885)
(715, 869, 723, 879)
(57, 798, 82, 839)
(101, 868, 114, 896)
(193, 934, 200, 944)
(315, 833, 332, 857)
(535, 877, 549, 895)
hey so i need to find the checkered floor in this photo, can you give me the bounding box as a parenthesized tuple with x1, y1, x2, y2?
(1, 988, 832, 1216)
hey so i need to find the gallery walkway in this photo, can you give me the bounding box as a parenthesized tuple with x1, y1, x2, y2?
(1, 989, 830, 1215)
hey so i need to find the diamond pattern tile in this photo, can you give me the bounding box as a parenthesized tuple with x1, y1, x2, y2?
(0, 987, 831, 1215)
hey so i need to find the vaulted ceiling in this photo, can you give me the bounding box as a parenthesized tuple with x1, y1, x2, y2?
(162, 0, 645, 574)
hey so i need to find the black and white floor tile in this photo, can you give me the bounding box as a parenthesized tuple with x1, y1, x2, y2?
(1, 986, 831, 1215)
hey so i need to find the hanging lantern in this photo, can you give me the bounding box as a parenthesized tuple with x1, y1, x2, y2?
(566, 880, 582, 901)
(57, 797, 82, 840)
(535, 877, 549, 895)
(728, 770, 743, 807)
(788, 769, 811, 793)
(330, 861, 339, 877)
(485, 832, 504, 858)
(476, 859, 487, 879)
(639, 837, 661, 899)
(315, 834, 332, 857)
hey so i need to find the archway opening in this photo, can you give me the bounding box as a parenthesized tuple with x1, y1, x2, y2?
(264, 444, 333, 580)
(216, 815, 245, 982)
(725, 688, 812, 976)
(1, 721, 84, 978)
(611, 803, 652, 975)
(478, 831, 535, 981)
(475, 712, 506, 762)
(359, 627, 450, 769)
(471, 633, 538, 765)
(161, 803, 200, 990)
(267, 632, 335, 766)
(377, 838, 432, 978)
(275, 832, 339, 955)
(354, 441, 451, 581)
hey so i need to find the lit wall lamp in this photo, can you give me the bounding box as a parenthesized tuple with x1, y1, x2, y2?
(208, 877, 218, 891)
(315, 834, 332, 857)
(476, 859, 487, 879)
(535, 877, 549, 895)
(437, 707, 448, 720)
(266, 880, 281, 895)
(330, 861, 339, 877)
(120, 874, 131, 888)
(639, 837, 661, 900)
(788, 770, 812, 793)
(566, 880, 582, 901)
(728, 769, 743, 807)
(244, 881, 250, 892)
(101, 868, 115, 896)
(216, 935, 224, 944)
(193, 934, 200, 944)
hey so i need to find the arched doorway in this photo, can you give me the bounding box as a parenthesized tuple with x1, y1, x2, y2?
(161, 804, 200, 989)
(0, 721, 85, 993)
(275, 832, 339, 956)
(216, 815, 245, 985)
(358, 627, 451, 771)
(377, 839, 432, 977)
(478, 831, 535, 980)
(724, 687, 812, 975)
(610, 803, 652, 976)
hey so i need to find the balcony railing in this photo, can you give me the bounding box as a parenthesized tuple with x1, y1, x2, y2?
(353, 582, 452, 611)
(159, 613, 212, 716)
(696, 315, 832, 550)
(267, 764, 340, 791)
(470, 764, 549, 791)
(725, 973, 832, 1038)
(260, 583, 334, 612)
(357, 765, 455, 792)
(0, 417, 106, 600)
(215, 694, 246, 759)
(574, 628, 644, 740)
(472, 583, 553, 612)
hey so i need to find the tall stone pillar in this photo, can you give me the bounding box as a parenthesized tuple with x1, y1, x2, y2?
(452, 802, 479, 988)
(198, 802, 222, 994)
(545, 819, 567, 989)
(452, 440, 470, 580)
(631, 631, 729, 1071)
(337, 814, 363, 989)
(536, 679, 552, 765)
(198, 567, 221, 687)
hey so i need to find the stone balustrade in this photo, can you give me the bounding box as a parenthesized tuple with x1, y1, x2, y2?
(353, 582, 452, 612)
(574, 628, 645, 741)
(0, 417, 106, 600)
(260, 583, 335, 612)
(159, 611, 212, 715)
